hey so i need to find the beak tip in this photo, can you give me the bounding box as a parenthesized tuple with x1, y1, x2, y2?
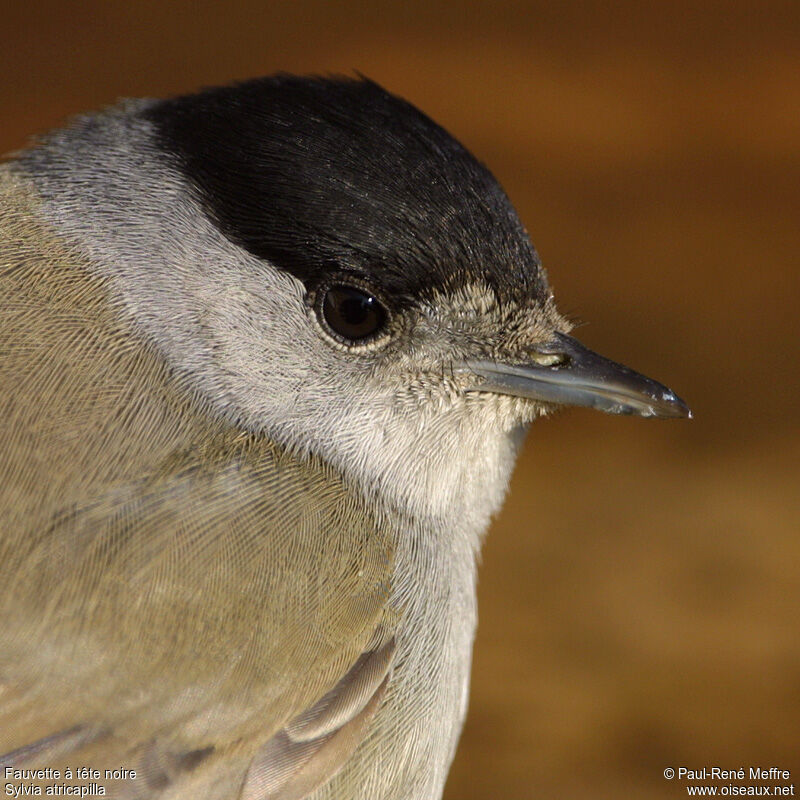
(667, 392, 692, 420)
(652, 389, 691, 420)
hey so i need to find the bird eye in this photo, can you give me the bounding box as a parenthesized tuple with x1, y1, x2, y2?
(319, 284, 388, 344)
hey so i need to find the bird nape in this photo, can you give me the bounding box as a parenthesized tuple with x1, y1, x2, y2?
(0, 74, 689, 800)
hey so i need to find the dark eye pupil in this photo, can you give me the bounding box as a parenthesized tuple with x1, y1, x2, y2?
(322, 285, 387, 342)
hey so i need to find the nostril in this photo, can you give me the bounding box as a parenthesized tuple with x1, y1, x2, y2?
(528, 351, 570, 368)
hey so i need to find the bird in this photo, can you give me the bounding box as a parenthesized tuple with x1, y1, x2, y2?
(0, 74, 689, 800)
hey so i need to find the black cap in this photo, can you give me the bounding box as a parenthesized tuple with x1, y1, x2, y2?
(145, 75, 547, 307)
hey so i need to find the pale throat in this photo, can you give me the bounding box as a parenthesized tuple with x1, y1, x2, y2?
(315, 395, 528, 548)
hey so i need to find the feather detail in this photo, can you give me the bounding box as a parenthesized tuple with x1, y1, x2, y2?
(241, 640, 395, 800)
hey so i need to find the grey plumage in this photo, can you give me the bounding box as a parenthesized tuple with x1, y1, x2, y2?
(0, 76, 688, 800)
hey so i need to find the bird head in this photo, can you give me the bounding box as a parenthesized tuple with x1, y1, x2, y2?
(21, 75, 689, 528)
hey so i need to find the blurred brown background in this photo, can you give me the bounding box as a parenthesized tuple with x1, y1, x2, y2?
(2, 1, 798, 797)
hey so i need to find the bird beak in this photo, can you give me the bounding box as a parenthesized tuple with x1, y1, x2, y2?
(461, 332, 691, 419)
